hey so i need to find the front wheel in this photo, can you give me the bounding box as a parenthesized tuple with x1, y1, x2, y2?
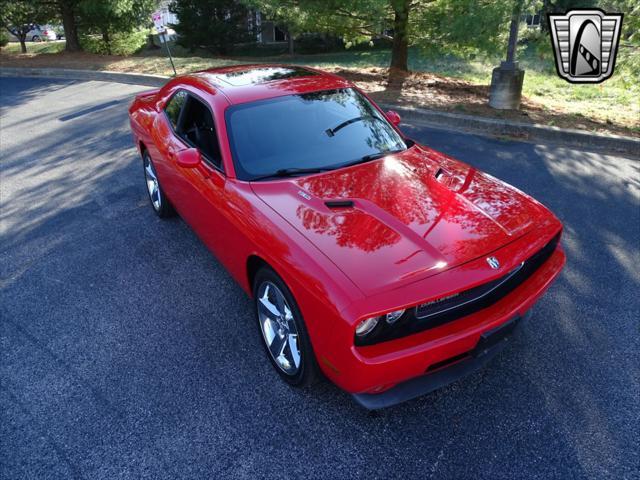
(143, 152, 175, 218)
(253, 267, 318, 386)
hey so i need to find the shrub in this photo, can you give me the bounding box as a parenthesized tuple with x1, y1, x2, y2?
(0, 29, 9, 48)
(171, 0, 255, 54)
(295, 34, 344, 54)
(616, 47, 640, 90)
(80, 29, 148, 56)
(231, 42, 288, 56)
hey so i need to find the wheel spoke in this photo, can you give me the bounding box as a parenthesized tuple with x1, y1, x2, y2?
(272, 287, 286, 315)
(284, 304, 293, 322)
(261, 317, 277, 345)
(145, 164, 156, 181)
(268, 332, 287, 359)
(287, 334, 301, 368)
(259, 294, 280, 320)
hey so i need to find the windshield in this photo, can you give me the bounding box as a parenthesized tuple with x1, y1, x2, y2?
(225, 88, 407, 181)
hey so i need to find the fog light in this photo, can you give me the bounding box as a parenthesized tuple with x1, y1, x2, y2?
(355, 317, 379, 336)
(385, 309, 405, 324)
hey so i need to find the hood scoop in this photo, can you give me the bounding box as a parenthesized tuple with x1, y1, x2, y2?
(325, 200, 354, 209)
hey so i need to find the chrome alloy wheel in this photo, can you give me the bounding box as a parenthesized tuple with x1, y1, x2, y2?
(144, 156, 162, 211)
(257, 281, 301, 376)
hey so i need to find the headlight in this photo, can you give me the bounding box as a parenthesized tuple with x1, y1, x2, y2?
(355, 317, 379, 337)
(355, 309, 407, 337)
(385, 309, 405, 324)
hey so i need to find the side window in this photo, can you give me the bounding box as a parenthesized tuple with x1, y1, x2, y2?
(179, 96, 223, 169)
(164, 90, 188, 129)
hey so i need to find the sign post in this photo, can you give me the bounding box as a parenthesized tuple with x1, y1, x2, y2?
(152, 11, 177, 76)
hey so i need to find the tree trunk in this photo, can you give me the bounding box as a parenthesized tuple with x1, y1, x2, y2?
(287, 31, 294, 56)
(102, 30, 112, 55)
(19, 35, 27, 54)
(505, 0, 523, 64)
(390, 0, 410, 72)
(60, 0, 82, 52)
(540, 0, 551, 33)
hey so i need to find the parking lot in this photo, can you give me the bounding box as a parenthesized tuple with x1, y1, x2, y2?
(1, 76, 638, 479)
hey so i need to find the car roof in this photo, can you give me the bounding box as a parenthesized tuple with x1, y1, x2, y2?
(181, 64, 354, 105)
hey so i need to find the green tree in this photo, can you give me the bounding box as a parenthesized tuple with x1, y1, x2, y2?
(600, 0, 639, 42)
(242, 0, 408, 68)
(170, 0, 256, 54)
(412, 0, 514, 59)
(244, 0, 521, 72)
(79, 0, 156, 55)
(241, 0, 307, 54)
(540, 0, 596, 32)
(56, 0, 82, 51)
(0, 0, 56, 53)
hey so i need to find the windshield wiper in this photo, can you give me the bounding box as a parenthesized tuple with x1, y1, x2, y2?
(251, 167, 331, 182)
(326, 115, 386, 137)
(250, 148, 406, 181)
(341, 148, 407, 168)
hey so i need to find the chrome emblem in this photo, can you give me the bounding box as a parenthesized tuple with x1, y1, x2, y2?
(297, 190, 311, 201)
(487, 257, 500, 270)
(548, 9, 623, 84)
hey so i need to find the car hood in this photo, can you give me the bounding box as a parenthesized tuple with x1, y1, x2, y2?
(250, 145, 551, 296)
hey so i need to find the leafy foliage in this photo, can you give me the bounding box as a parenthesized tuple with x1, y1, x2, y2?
(170, 0, 256, 54)
(245, 0, 391, 42)
(0, 0, 57, 53)
(0, 29, 9, 47)
(80, 29, 149, 55)
(79, 0, 157, 55)
(242, 0, 544, 68)
(412, 0, 515, 58)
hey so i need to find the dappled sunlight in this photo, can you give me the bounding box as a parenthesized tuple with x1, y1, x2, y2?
(1, 80, 148, 270)
(560, 263, 594, 297)
(602, 230, 640, 285)
(1, 75, 637, 478)
(406, 123, 639, 476)
(561, 225, 587, 265)
(538, 145, 640, 198)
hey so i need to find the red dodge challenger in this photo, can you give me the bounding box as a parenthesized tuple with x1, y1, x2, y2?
(129, 65, 565, 409)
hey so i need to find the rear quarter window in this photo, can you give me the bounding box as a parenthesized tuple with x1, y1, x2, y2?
(165, 90, 188, 129)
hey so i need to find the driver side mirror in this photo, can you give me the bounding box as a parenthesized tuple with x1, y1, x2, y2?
(386, 110, 402, 127)
(176, 148, 201, 168)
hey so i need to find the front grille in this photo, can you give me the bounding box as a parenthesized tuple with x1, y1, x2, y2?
(355, 232, 561, 346)
(415, 263, 525, 320)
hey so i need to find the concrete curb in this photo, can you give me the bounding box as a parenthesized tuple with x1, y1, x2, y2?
(2, 66, 638, 156)
(0, 67, 168, 88)
(383, 104, 640, 157)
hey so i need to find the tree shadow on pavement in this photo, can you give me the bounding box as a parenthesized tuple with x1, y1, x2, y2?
(1, 78, 638, 479)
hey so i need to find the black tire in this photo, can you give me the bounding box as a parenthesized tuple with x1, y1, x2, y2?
(142, 151, 175, 218)
(253, 267, 318, 387)
(31, 35, 41, 42)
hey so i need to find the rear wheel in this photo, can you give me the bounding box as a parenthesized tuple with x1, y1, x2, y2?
(31, 35, 41, 42)
(143, 151, 175, 218)
(253, 267, 318, 386)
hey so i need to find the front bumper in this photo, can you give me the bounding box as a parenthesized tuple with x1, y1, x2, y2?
(352, 311, 528, 409)
(320, 244, 565, 398)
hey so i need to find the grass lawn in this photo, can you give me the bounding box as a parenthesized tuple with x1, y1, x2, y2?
(2, 40, 638, 136)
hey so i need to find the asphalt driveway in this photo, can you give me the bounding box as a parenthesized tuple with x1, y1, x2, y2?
(1, 76, 638, 479)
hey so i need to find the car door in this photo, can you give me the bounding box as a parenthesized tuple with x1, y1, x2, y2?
(162, 91, 229, 255)
(150, 89, 190, 205)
